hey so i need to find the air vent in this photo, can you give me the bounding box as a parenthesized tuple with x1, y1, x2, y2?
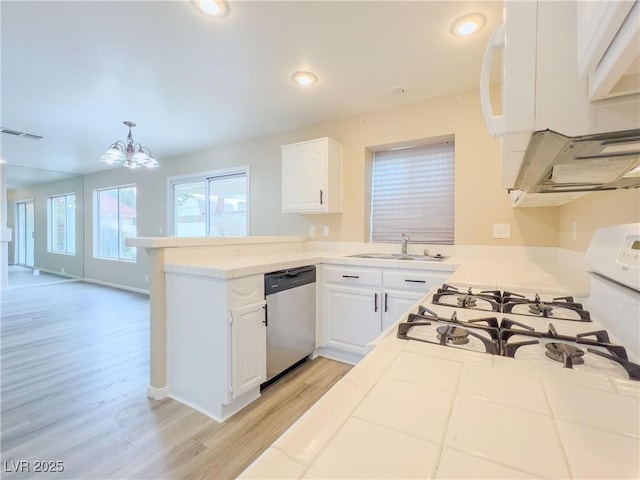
(0, 128, 43, 140)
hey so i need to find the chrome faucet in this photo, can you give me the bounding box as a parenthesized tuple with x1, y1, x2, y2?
(400, 233, 410, 255)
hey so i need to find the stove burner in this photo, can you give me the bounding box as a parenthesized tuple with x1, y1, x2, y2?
(436, 325, 469, 345)
(457, 295, 477, 308)
(529, 303, 554, 317)
(545, 343, 585, 365)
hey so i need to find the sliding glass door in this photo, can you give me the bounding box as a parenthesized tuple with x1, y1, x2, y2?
(16, 200, 35, 267)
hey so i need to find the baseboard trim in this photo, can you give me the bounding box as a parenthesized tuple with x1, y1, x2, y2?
(82, 277, 150, 295)
(147, 385, 169, 400)
(34, 267, 83, 280)
(314, 347, 363, 365)
(167, 393, 225, 423)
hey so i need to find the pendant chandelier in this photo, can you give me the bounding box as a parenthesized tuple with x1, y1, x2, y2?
(100, 121, 158, 169)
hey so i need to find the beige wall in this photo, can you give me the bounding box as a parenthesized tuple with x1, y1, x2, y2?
(559, 189, 640, 252)
(11, 87, 638, 290)
(156, 88, 559, 246)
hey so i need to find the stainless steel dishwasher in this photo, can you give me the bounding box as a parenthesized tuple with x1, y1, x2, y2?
(264, 265, 316, 383)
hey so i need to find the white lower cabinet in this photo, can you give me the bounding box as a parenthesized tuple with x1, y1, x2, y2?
(231, 301, 267, 400)
(321, 265, 450, 359)
(382, 289, 425, 331)
(165, 272, 266, 421)
(324, 285, 381, 354)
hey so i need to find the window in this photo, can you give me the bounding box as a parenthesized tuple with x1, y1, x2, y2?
(95, 185, 137, 261)
(170, 168, 248, 237)
(370, 140, 454, 244)
(49, 194, 76, 254)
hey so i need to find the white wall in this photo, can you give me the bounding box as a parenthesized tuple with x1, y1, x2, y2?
(7, 176, 85, 277)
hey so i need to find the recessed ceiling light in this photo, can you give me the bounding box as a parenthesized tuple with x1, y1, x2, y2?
(450, 13, 487, 37)
(0, 159, 6, 164)
(291, 71, 318, 86)
(193, 0, 228, 17)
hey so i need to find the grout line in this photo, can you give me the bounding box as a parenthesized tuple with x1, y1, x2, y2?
(430, 359, 465, 479)
(541, 378, 574, 479)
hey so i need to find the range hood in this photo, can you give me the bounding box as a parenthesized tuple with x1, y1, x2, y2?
(512, 129, 640, 205)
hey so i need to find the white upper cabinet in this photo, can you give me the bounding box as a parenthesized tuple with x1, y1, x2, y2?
(577, 0, 639, 100)
(482, 1, 640, 191)
(281, 137, 343, 214)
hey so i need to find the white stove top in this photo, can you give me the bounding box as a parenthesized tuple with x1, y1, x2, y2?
(395, 282, 639, 383)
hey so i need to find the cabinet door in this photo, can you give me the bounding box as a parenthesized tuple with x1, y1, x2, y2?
(231, 301, 266, 400)
(382, 290, 424, 331)
(577, 0, 635, 77)
(282, 140, 328, 213)
(323, 285, 381, 354)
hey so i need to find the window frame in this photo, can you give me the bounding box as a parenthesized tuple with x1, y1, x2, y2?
(48, 192, 76, 255)
(93, 184, 137, 262)
(368, 137, 455, 245)
(167, 166, 250, 238)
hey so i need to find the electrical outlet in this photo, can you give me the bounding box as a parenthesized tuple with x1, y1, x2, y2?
(493, 223, 511, 239)
(144, 274, 149, 283)
(61, 267, 65, 274)
(309, 226, 316, 237)
(572, 221, 577, 240)
(323, 226, 329, 236)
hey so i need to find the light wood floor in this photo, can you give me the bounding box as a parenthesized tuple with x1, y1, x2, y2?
(1, 281, 351, 479)
(7, 265, 74, 288)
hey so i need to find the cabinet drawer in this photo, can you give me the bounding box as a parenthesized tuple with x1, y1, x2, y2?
(324, 266, 382, 287)
(383, 270, 449, 292)
(228, 274, 265, 308)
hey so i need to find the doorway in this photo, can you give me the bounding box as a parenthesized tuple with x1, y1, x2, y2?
(15, 200, 35, 267)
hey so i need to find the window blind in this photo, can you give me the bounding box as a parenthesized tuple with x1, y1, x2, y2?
(371, 141, 454, 244)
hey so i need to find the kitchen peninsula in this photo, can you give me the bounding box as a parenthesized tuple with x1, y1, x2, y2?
(129, 237, 588, 404)
(128, 234, 638, 478)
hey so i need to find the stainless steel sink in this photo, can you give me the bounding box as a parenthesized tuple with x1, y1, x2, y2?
(348, 253, 447, 261)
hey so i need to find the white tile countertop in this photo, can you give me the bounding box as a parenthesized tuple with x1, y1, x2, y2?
(163, 252, 460, 278)
(162, 246, 591, 296)
(239, 327, 640, 479)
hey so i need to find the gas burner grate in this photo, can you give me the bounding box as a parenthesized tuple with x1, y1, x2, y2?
(436, 325, 470, 345)
(397, 307, 640, 381)
(432, 284, 502, 313)
(432, 284, 592, 322)
(545, 342, 585, 367)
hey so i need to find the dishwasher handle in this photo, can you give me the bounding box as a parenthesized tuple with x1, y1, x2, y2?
(265, 265, 316, 295)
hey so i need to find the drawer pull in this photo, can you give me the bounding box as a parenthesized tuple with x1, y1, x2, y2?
(374, 293, 378, 312)
(404, 279, 426, 283)
(384, 292, 388, 312)
(342, 275, 360, 279)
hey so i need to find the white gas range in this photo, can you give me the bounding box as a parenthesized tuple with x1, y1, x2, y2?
(395, 223, 640, 384)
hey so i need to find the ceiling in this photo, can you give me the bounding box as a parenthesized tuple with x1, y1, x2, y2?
(1, 0, 503, 189)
